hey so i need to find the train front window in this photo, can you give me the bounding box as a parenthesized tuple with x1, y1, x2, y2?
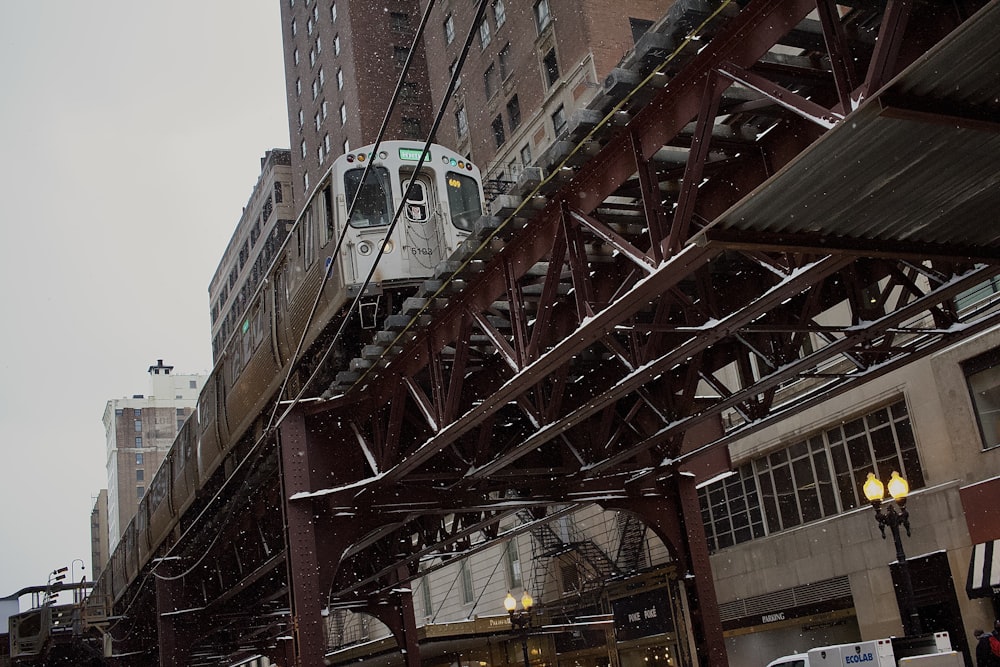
(345, 166, 392, 227)
(403, 179, 429, 222)
(446, 171, 482, 231)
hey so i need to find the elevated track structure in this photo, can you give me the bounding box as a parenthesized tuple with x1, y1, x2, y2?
(98, 0, 1000, 665)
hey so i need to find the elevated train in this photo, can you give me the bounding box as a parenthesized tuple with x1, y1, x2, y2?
(99, 140, 485, 608)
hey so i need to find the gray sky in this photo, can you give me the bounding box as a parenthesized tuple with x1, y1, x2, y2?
(0, 3, 289, 597)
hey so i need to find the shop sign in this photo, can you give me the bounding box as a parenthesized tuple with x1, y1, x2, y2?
(613, 590, 673, 641)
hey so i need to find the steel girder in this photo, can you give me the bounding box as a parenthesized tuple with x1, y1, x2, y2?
(128, 0, 1000, 664)
(301, 0, 1000, 603)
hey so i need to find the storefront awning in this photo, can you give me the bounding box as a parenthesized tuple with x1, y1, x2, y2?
(967, 540, 1000, 599)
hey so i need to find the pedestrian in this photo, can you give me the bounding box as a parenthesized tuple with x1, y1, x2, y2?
(989, 621, 1000, 667)
(976, 629, 991, 667)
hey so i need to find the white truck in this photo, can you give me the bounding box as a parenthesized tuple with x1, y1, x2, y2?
(766, 632, 962, 667)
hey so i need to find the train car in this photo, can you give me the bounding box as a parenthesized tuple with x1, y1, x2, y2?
(100, 140, 484, 608)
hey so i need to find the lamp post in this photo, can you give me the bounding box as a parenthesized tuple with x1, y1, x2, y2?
(504, 591, 534, 667)
(71, 559, 86, 604)
(862, 471, 922, 636)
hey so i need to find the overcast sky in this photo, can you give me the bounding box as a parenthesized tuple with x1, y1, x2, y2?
(0, 3, 290, 598)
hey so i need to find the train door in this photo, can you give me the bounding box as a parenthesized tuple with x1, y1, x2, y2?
(343, 165, 401, 285)
(400, 173, 444, 275)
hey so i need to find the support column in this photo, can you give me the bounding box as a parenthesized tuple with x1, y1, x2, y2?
(365, 565, 422, 667)
(603, 487, 727, 667)
(676, 474, 726, 667)
(279, 408, 328, 667)
(154, 574, 194, 667)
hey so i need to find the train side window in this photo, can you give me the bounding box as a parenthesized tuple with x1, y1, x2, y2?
(446, 171, 483, 231)
(300, 207, 316, 268)
(319, 185, 334, 246)
(403, 179, 429, 222)
(345, 166, 392, 227)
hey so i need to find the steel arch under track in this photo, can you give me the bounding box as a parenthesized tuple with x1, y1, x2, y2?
(106, 0, 1000, 665)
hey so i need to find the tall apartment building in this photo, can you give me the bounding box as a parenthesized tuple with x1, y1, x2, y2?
(102, 360, 205, 548)
(278, 0, 434, 209)
(421, 0, 671, 183)
(209, 148, 296, 361)
(89, 490, 109, 581)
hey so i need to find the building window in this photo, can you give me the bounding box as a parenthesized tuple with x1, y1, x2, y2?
(499, 42, 511, 79)
(301, 139, 307, 158)
(324, 133, 331, 152)
(460, 560, 474, 603)
(137, 486, 145, 499)
(444, 14, 455, 44)
(534, 0, 551, 33)
(134, 420, 142, 432)
(963, 347, 1000, 450)
(334, 34, 340, 55)
(491, 114, 506, 147)
(330, 1, 337, 21)
(314, 111, 321, 131)
(340, 103, 347, 125)
(134, 408, 141, 416)
(136, 469, 144, 482)
(394, 46, 409, 67)
(343, 138, 350, 153)
(483, 63, 496, 99)
(291, 18, 297, 36)
(316, 36, 322, 53)
(296, 78, 302, 97)
(294, 48, 300, 65)
(543, 47, 560, 86)
(135, 436, 143, 449)
(551, 104, 566, 135)
(318, 67, 325, 87)
(322, 99, 329, 118)
(698, 400, 925, 552)
(304, 171, 310, 191)
(309, 48, 316, 66)
(448, 58, 462, 87)
(507, 95, 521, 130)
(136, 452, 143, 465)
(455, 106, 469, 137)
(400, 81, 418, 102)
(494, 0, 506, 28)
(479, 19, 491, 49)
(337, 68, 344, 89)
(115, 408, 123, 416)
(505, 538, 522, 587)
(420, 575, 433, 615)
(402, 117, 422, 139)
(312, 78, 319, 99)
(520, 143, 532, 166)
(307, 16, 314, 34)
(391, 12, 409, 32)
(297, 108, 304, 128)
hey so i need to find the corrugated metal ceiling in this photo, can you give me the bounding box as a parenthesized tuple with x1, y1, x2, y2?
(703, 0, 1000, 254)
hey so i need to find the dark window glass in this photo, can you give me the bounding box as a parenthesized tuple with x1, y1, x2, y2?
(344, 166, 393, 227)
(491, 114, 506, 147)
(964, 347, 1000, 450)
(507, 95, 521, 130)
(543, 48, 559, 86)
(484, 63, 496, 99)
(446, 172, 483, 231)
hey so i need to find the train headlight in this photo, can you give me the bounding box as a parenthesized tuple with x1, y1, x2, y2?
(357, 241, 373, 256)
(382, 240, 394, 253)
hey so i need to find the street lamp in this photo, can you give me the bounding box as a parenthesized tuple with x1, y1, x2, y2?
(504, 591, 534, 667)
(862, 471, 922, 636)
(71, 559, 86, 604)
